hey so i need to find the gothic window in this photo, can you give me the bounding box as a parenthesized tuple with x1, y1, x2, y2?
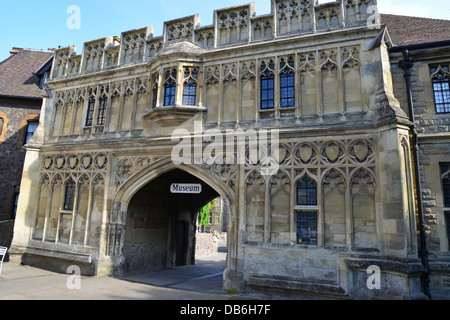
(280, 57, 295, 108)
(296, 211, 318, 245)
(97, 95, 108, 126)
(295, 176, 318, 246)
(164, 69, 177, 106)
(24, 120, 39, 144)
(260, 60, 275, 110)
(296, 176, 317, 206)
(63, 180, 76, 211)
(441, 163, 450, 208)
(85, 96, 95, 127)
(430, 65, 450, 114)
(182, 67, 198, 106)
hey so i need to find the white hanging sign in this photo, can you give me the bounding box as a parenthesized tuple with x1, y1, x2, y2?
(170, 183, 202, 194)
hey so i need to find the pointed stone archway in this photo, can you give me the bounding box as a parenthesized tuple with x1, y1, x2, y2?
(98, 159, 240, 291)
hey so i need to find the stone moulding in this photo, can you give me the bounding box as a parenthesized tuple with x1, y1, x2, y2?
(143, 105, 207, 127)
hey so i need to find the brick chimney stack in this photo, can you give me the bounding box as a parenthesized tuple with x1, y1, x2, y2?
(9, 47, 23, 57)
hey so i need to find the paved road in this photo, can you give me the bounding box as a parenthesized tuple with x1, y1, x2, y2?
(0, 251, 252, 300)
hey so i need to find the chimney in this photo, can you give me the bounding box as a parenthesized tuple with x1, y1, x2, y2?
(9, 47, 23, 57)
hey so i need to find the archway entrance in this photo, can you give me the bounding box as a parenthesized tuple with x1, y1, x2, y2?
(123, 169, 220, 273)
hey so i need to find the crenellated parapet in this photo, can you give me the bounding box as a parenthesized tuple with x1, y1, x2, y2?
(50, 0, 378, 80)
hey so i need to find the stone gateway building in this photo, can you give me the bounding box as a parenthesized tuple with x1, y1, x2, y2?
(9, 0, 450, 299)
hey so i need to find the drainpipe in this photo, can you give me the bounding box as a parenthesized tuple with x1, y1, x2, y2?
(399, 49, 431, 299)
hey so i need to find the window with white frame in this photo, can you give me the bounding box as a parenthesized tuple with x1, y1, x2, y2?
(430, 65, 450, 114)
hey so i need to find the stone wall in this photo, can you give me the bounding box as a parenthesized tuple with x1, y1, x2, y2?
(0, 99, 41, 221)
(195, 233, 218, 257)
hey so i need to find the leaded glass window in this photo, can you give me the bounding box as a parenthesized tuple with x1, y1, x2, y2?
(260, 60, 275, 110)
(296, 176, 317, 206)
(296, 211, 318, 245)
(63, 180, 76, 211)
(280, 57, 295, 108)
(97, 95, 108, 126)
(164, 69, 177, 106)
(430, 65, 450, 114)
(182, 67, 198, 106)
(85, 96, 95, 127)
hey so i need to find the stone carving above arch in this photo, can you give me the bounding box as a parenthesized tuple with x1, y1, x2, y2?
(350, 168, 376, 187)
(322, 168, 346, 187)
(41, 152, 109, 173)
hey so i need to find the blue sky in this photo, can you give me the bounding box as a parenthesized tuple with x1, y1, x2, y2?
(0, 0, 449, 62)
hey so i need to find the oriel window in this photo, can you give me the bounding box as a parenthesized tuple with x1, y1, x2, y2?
(63, 180, 76, 211)
(164, 69, 177, 106)
(280, 57, 295, 108)
(260, 60, 275, 110)
(430, 65, 450, 114)
(182, 67, 198, 106)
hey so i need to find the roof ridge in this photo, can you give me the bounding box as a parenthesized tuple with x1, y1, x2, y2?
(380, 13, 450, 22)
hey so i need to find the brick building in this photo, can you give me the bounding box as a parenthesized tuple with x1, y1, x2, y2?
(0, 48, 53, 247)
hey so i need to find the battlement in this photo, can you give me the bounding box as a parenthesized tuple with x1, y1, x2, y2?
(50, 0, 378, 80)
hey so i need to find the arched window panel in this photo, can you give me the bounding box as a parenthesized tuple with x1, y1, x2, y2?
(260, 60, 275, 110)
(85, 97, 95, 127)
(430, 65, 450, 114)
(97, 95, 108, 126)
(280, 57, 295, 108)
(164, 69, 177, 106)
(296, 176, 317, 206)
(182, 67, 198, 106)
(63, 180, 76, 211)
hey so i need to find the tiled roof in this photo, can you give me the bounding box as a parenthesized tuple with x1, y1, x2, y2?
(0, 48, 54, 99)
(381, 14, 450, 46)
